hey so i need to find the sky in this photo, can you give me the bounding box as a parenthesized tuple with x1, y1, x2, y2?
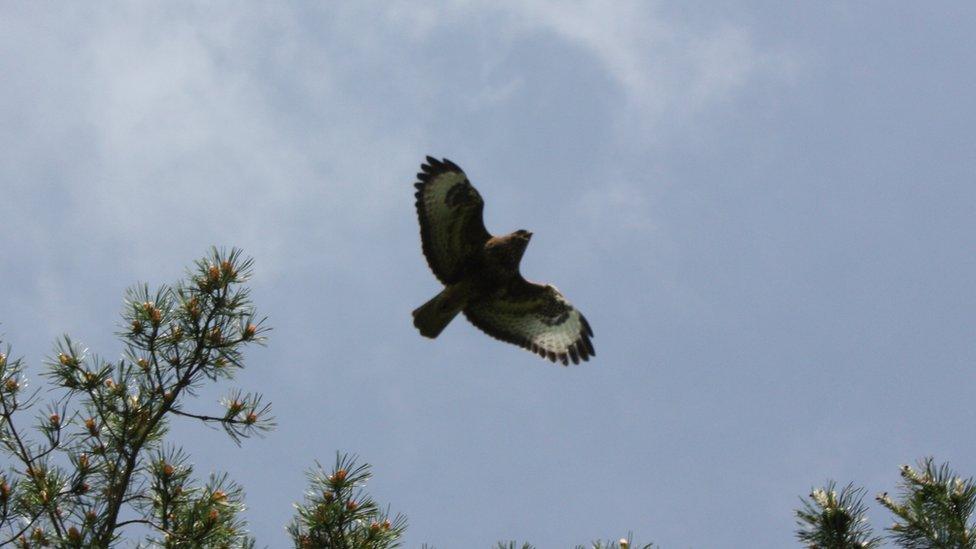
(1, 2, 975, 547)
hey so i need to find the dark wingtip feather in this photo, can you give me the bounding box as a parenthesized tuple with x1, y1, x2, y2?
(584, 337, 595, 357)
(581, 315, 594, 338)
(575, 339, 590, 361)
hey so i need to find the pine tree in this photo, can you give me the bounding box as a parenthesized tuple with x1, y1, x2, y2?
(0, 248, 271, 547)
(798, 458, 976, 549)
(288, 454, 406, 549)
(796, 482, 881, 548)
(879, 458, 976, 548)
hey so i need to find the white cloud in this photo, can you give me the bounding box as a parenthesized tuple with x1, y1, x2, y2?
(1, 4, 436, 279)
(377, 0, 798, 276)
(458, 0, 796, 124)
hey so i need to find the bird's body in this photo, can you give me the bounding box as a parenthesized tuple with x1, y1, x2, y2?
(412, 157, 594, 365)
(413, 231, 531, 338)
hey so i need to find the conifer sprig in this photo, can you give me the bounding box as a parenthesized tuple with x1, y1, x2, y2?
(0, 247, 269, 547)
(798, 458, 976, 549)
(288, 453, 407, 549)
(877, 458, 976, 548)
(796, 481, 881, 548)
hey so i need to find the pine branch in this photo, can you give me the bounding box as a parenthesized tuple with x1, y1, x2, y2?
(796, 481, 881, 548)
(0, 248, 270, 548)
(288, 453, 407, 549)
(877, 458, 976, 548)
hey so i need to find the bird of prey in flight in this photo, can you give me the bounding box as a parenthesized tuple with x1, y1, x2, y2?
(412, 156, 594, 365)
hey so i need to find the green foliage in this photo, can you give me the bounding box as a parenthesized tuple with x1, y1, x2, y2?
(877, 458, 976, 548)
(796, 481, 881, 548)
(799, 458, 976, 549)
(138, 447, 252, 548)
(288, 453, 407, 549)
(0, 248, 269, 547)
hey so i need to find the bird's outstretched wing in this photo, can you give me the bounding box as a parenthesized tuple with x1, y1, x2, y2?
(415, 156, 492, 284)
(464, 279, 595, 365)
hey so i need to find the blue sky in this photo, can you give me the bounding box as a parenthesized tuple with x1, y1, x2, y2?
(1, 2, 975, 547)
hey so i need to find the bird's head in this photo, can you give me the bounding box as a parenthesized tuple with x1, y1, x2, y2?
(486, 230, 533, 269)
(508, 229, 532, 262)
(513, 229, 533, 243)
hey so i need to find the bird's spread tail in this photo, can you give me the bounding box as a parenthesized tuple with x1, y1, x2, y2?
(413, 285, 467, 338)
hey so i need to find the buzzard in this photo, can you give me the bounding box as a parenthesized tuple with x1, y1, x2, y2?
(411, 156, 595, 365)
